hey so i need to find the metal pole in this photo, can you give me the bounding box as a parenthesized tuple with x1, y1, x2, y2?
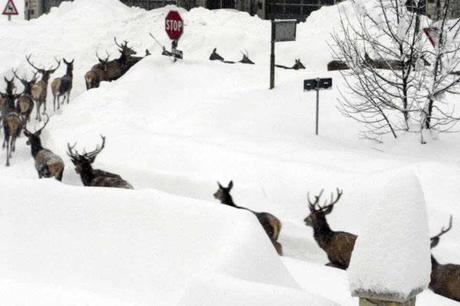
(270, 19, 275, 89)
(315, 78, 319, 135)
(8, 15, 11, 21)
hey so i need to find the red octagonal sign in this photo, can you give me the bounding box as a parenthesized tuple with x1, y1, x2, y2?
(165, 11, 184, 41)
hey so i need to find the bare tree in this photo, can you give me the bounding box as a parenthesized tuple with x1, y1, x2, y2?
(332, 0, 460, 143)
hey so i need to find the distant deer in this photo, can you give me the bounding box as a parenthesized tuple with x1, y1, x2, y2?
(430, 216, 460, 302)
(51, 58, 74, 110)
(275, 59, 305, 70)
(13, 69, 37, 122)
(67, 136, 133, 189)
(26, 55, 60, 121)
(213, 181, 283, 255)
(304, 189, 357, 270)
(23, 115, 64, 181)
(85, 51, 110, 90)
(1, 77, 23, 167)
(106, 37, 137, 81)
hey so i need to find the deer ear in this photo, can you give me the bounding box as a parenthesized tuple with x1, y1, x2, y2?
(217, 181, 223, 189)
(323, 205, 334, 215)
(228, 180, 233, 190)
(431, 237, 440, 249)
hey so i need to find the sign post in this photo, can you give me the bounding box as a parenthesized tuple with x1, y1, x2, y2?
(304, 78, 333, 135)
(2, 0, 18, 21)
(165, 10, 184, 62)
(270, 19, 297, 89)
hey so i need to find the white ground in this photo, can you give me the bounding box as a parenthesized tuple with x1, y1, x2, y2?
(0, 0, 459, 305)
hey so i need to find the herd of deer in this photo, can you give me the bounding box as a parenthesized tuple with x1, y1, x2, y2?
(0, 38, 143, 188)
(214, 181, 460, 302)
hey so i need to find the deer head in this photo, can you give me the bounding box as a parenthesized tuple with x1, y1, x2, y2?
(2, 76, 16, 95)
(23, 114, 49, 146)
(63, 58, 74, 75)
(114, 37, 137, 57)
(304, 188, 343, 227)
(13, 69, 37, 93)
(96, 51, 110, 69)
(67, 135, 106, 174)
(26, 55, 61, 82)
(431, 216, 453, 249)
(213, 181, 234, 205)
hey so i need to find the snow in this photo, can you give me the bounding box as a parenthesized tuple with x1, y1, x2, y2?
(0, 0, 458, 305)
(348, 169, 431, 301)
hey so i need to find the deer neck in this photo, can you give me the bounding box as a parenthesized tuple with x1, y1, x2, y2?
(30, 138, 43, 158)
(66, 67, 73, 78)
(41, 75, 50, 84)
(312, 216, 333, 246)
(220, 194, 245, 210)
(431, 255, 440, 270)
(80, 164, 96, 186)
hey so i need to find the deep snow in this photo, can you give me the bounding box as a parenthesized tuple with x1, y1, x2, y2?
(0, 0, 459, 305)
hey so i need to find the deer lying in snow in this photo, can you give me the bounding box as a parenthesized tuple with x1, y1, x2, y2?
(1, 77, 23, 167)
(213, 181, 283, 255)
(13, 70, 37, 122)
(51, 58, 74, 110)
(430, 216, 460, 302)
(23, 115, 64, 181)
(67, 136, 133, 189)
(304, 188, 357, 270)
(26, 55, 61, 121)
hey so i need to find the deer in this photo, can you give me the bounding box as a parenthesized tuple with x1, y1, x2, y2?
(51, 58, 74, 110)
(275, 59, 305, 70)
(13, 69, 37, 122)
(85, 51, 110, 90)
(1, 77, 23, 167)
(213, 181, 283, 255)
(106, 37, 137, 81)
(26, 55, 61, 121)
(304, 188, 357, 270)
(23, 115, 64, 181)
(430, 216, 460, 302)
(67, 136, 133, 189)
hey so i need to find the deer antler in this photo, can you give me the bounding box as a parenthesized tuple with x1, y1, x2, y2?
(26, 54, 44, 72)
(36, 114, 50, 134)
(85, 135, 106, 159)
(48, 57, 61, 73)
(307, 189, 324, 210)
(321, 188, 343, 210)
(114, 37, 123, 48)
(431, 215, 453, 249)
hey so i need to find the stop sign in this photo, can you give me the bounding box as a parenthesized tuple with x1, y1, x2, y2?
(165, 11, 184, 41)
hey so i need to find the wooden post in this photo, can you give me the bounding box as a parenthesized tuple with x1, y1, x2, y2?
(269, 18, 275, 89)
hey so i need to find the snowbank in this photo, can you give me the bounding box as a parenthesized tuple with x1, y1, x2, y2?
(0, 176, 337, 305)
(348, 170, 431, 301)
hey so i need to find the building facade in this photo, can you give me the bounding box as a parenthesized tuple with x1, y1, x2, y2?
(22, 0, 460, 21)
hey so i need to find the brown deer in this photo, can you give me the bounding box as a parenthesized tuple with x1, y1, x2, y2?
(67, 136, 133, 189)
(430, 216, 460, 302)
(106, 37, 137, 81)
(304, 189, 357, 270)
(85, 51, 110, 90)
(1, 77, 23, 167)
(23, 115, 64, 181)
(26, 55, 60, 121)
(213, 181, 283, 255)
(13, 69, 37, 122)
(51, 58, 74, 110)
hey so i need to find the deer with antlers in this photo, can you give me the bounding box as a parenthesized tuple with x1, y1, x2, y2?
(26, 55, 60, 121)
(213, 181, 283, 255)
(304, 189, 357, 270)
(106, 37, 137, 81)
(67, 136, 133, 189)
(430, 216, 460, 302)
(51, 58, 74, 110)
(23, 115, 64, 181)
(85, 52, 110, 90)
(13, 69, 37, 122)
(1, 77, 23, 167)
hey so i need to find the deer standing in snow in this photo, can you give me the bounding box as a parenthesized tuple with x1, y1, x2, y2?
(23, 115, 64, 181)
(85, 52, 110, 90)
(213, 181, 283, 255)
(13, 69, 37, 122)
(1, 77, 23, 167)
(51, 58, 74, 110)
(26, 55, 60, 121)
(304, 188, 357, 270)
(67, 136, 133, 189)
(430, 216, 460, 302)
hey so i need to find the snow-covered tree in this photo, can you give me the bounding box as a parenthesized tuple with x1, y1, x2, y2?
(332, 0, 460, 143)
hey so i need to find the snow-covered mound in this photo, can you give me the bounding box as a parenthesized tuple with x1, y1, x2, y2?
(348, 170, 431, 301)
(0, 177, 335, 306)
(0, 0, 459, 305)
